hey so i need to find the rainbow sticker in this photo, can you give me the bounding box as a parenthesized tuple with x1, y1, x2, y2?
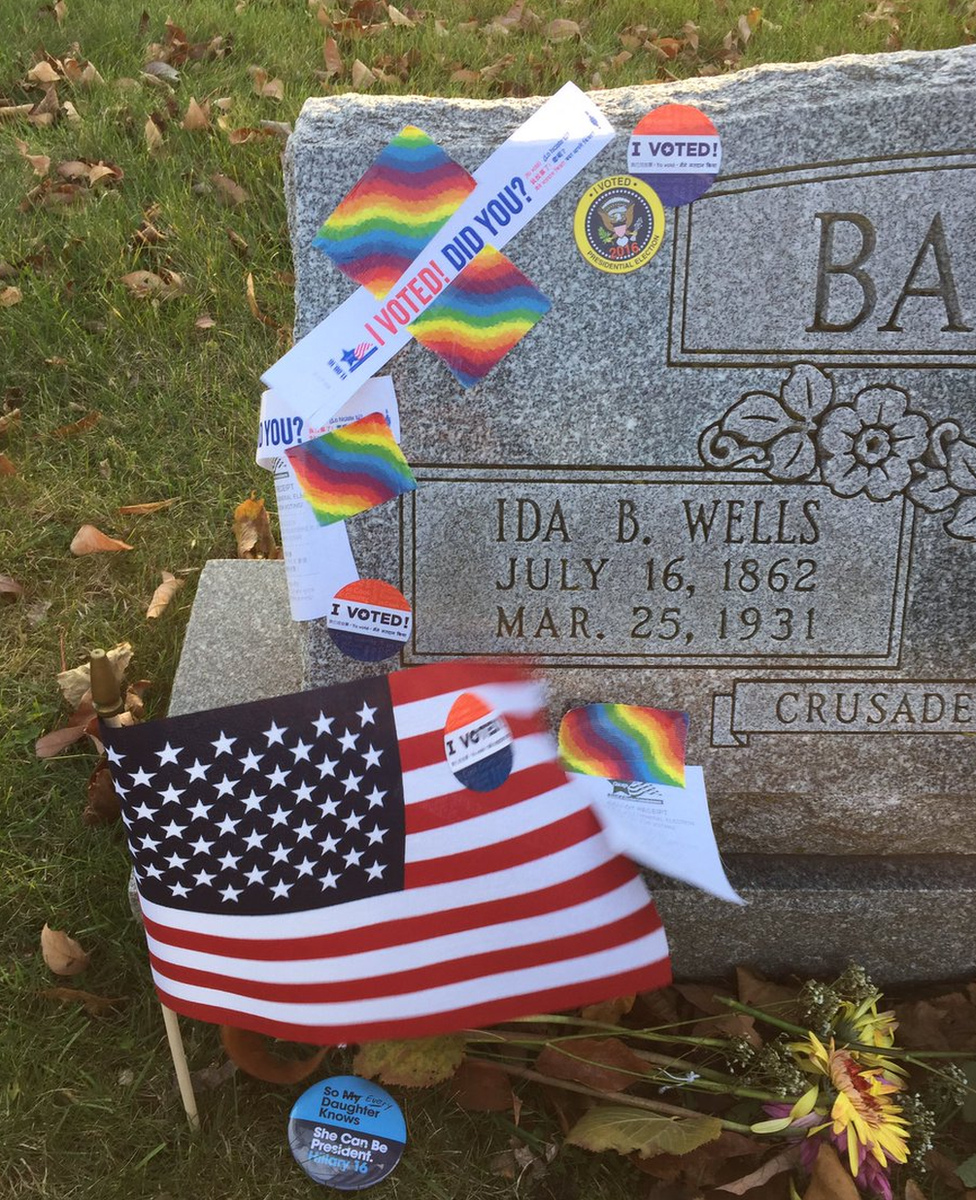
(558, 704, 689, 788)
(443, 692, 513, 792)
(328, 579, 412, 662)
(284, 411, 416, 527)
(410, 247, 551, 388)
(627, 104, 721, 208)
(313, 125, 477, 299)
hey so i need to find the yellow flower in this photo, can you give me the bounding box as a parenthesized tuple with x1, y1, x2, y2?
(791, 1034, 910, 1177)
(835, 995, 899, 1051)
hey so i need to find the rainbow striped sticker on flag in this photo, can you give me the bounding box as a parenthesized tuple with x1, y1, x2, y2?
(284, 411, 416, 527)
(410, 246, 551, 388)
(313, 125, 477, 300)
(558, 704, 690, 789)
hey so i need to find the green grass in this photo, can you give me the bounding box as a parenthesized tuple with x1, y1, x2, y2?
(0, 0, 972, 1194)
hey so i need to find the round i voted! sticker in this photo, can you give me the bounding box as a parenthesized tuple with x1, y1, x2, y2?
(327, 579, 412, 662)
(289, 1074, 406, 1190)
(627, 104, 722, 207)
(444, 692, 513, 792)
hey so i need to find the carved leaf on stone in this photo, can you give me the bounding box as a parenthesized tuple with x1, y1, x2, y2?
(721, 393, 799, 446)
(698, 423, 768, 470)
(946, 439, 976, 492)
(907, 467, 958, 513)
(779, 363, 834, 421)
(945, 496, 976, 541)
(766, 430, 816, 481)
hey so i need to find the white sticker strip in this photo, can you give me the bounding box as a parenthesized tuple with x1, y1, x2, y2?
(261, 82, 614, 422)
(327, 598, 412, 642)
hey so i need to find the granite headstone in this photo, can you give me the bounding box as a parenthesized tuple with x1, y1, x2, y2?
(193, 46, 976, 976)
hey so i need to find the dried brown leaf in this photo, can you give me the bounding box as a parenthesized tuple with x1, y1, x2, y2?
(35, 722, 89, 758)
(736, 966, 799, 1018)
(52, 411, 99, 437)
(0, 573, 24, 602)
(39, 987, 124, 1015)
(191, 1058, 237, 1091)
(0, 408, 21, 435)
(248, 64, 269, 92)
(83, 757, 121, 825)
(0, 104, 34, 120)
(54, 0, 67, 25)
(87, 162, 119, 186)
(57, 643, 132, 708)
(544, 18, 580, 40)
(260, 78, 284, 101)
(233, 492, 280, 559)
(144, 114, 164, 152)
(182, 96, 210, 130)
(0, 452, 16, 476)
(717, 1147, 799, 1193)
(222, 1026, 327, 1083)
(62, 100, 80, 124)
(212, 173, 248, 206)
(536, 1037, 647, 1092)
(119, 269, 185, 300)
(41, 924, 90, 975)
(450, 68, 481, 84)
(194, 312, 216, 330)
(322, 36, 343, 78)
(28, 86, 60, 127)
(70, 524, 133, 555)
(13, 136, 50, 176)
(450, 1059, 514, 1111)
(653, 36, 683, 58)
(580, 994, 635, 1024)
(227, 229, 249, 258)
(351, 59, 376, 89)
(146, 570, 183, 618)
(803, 1143, 860, 1200)
(28, 61, 62, 85)
(0, 286, 23, 307)
(386, 3, 414, 25)
(245, 272, 284, 333)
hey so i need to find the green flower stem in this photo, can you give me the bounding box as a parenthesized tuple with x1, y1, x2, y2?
(467, 1059, 761, 1135)
(715, 997, 810, 1037)
(500, 1014, 730, 1049)
(629, 1050, 784, 1101)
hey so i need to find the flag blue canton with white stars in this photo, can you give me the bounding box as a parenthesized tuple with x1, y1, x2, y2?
(103, 676, 404, 916)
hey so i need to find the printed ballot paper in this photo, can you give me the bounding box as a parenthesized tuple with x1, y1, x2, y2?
(261, 82, 614, 421)
(581, 767, 744, 905)
(257, 378, 400, 622)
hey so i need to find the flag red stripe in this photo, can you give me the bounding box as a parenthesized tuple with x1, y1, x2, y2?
(405, 806, 602, 888)
(142, 853, 635, 960)
(154, 958, 673, 1045)
(149, 904, 661, 1002)
(398, 709, 548, 772)
(388, 659, 533, 707)
(405, 762, 570, 833)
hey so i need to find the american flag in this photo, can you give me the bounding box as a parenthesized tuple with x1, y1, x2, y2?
(102, 661, 670, 1044)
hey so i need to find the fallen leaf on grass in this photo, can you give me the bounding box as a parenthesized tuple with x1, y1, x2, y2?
(146, 570, 183, 617)
(182, 96, 210, 130)
(351, 59, 376, 89)
(41, 924, 90, 975)
(144, 114, 164, 151)
(245, 273, 286, 334)
(221, 1026, 327, 1083)
(13, 137, 50, 176)
(70, 524, 133, 555)
(449, 1059, 514, 1111)
(35, 721, 90, 758)
(0, 103, 35, 120)
(545, 18, 580, 40)
(248, 65, 284, 101)
(194, 312, 216, 329)
(0, 573, 24, 602)
(0, 452, 15, 475)
(143, 60, 180, 85)
(803, 1143, 859, 1200)
(191, 1058, 237, 1091)
(233, 493, 281, 559)
(38, 988, 125, 1016)
(0, 408, 21, 435)
(354, 1036, 465, 1087)
(52, 411, 99, 437)
(387, 3, 414, 25)
(28, 61, 62, 85)
(736, 966, 799, 1018)
(119, 269, 185, 300)
(568, 1107, 723, 1159)
(536, 1037, 647, 1092)
(118, 498, 174, 515)
(57, 642, 132, 707)
(83, 757, 121, 824)
(62, 56, 105, 86)
(0, 286, 23, 307)
(212, 172, 248, 206)
(580, 994, 635, 1024)
(323, 36, 343, 77)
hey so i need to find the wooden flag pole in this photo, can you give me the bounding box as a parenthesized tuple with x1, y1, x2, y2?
(161, 1003, 200, 1129)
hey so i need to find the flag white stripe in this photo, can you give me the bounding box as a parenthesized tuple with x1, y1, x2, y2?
(401, 731, 555, 806)
(393, 680, 546, 741)
(151, 927, 669, 1024)
(145, 877, 652, 982)
(405, 778, 585, 861)
(137, 832, 618, 940)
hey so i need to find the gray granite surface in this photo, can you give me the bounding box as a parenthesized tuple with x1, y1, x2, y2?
(165, 560, 976, 980)
(287, 47, 976, 855)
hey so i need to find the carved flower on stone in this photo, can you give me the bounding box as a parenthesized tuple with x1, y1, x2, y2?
(909, 421, 976, 539)
(817, 385, 929, 502)
(699, 363, 833, 480)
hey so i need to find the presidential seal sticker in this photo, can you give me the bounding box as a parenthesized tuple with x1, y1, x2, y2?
(289, 1074, 406, 1189)
(573, 176, 665, 274)
(627, 104, 721, 208)
(444, 692, 514, 792)
(327, 579, 412, 662)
